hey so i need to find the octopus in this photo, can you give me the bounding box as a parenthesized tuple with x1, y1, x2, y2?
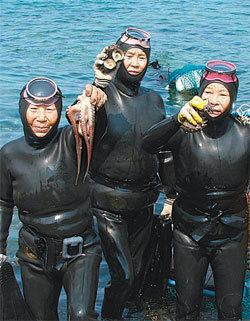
(181, 102, 213, 132)
(67, 92, 95, 185)
(67, 45, 124, 185)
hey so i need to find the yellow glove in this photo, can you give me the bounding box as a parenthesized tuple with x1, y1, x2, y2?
(177, 96, 206, 126)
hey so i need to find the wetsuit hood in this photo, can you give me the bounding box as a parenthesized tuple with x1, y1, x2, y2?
(199, 78, 238, 137)
(19, 86, 63, 149)
(114, 38, 151, 96)
(199, 79, 238, 122)
(199, 60, 239, 122)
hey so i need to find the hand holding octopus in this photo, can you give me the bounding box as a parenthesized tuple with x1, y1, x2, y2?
(67, 45, 123, 184)
(67, 85, 107, 184)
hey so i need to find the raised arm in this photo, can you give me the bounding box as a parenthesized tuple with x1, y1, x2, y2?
(142, 96, 207, 154)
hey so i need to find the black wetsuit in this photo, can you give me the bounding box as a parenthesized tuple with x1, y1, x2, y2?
(142, 114, 249, 321)
(0, 125, 101, 321)
(90, 77, 165, 318)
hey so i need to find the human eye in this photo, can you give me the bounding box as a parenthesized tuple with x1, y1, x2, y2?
(219, 91, 230, 99)
(30, 106, 38, 112)
(203, 89, 212, 95)
(125, 54, 133, 59)
(46, 105, 56, 112)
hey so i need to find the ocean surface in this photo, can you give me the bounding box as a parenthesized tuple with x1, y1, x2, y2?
(0, 0, 249, 320)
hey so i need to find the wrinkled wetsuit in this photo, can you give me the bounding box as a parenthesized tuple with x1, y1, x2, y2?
(0, 125, 101, 321)
(142, 114, 249, 321)
(90, 77, 165, 318)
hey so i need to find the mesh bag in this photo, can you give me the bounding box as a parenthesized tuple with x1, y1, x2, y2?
(232, 104, 250, 125)
(168, 64, 205, 92)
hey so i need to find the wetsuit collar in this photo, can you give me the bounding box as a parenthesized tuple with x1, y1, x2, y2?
(203, 113, 232, 138)
(114, 68, 141, 96)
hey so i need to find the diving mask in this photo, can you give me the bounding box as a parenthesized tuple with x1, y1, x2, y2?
(118, 27, 151, 49)
(202, 60, 238, 83)
(23, 77, 61, 106)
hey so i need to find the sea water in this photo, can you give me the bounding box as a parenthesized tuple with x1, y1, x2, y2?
(0, 0, 249, 319)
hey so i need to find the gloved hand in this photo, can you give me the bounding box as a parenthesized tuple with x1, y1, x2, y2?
(84, 84, 107, 110)
(0, 254, 7, 264)
(178, 96, 206, 126)
(93, 45, 123, 88)
(66, 84, 107, 125)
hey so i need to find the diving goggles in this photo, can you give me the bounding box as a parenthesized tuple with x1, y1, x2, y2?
(119, 27, 151, 48)
(23, 77, 61, 106)
(203, 60, 238, 83)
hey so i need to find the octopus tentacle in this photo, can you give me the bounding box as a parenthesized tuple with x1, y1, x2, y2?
(66, 106, 83, 185)
(67, 46, 123, 184)
(67, 91, 95, 184)
(79, 94, 95, 182)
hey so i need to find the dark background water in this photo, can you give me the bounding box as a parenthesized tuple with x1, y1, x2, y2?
(0, 0, 249, 319)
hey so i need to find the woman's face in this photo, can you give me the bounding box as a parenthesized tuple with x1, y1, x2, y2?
(123, 48, 147, 76)
(26, 104, 58, 137)
(201, 82, 231, 118)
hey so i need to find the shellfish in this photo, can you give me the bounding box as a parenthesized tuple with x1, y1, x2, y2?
(181, 102, 213, 132)
(96, 44, 124, 73)
(67, 91, 95, 184)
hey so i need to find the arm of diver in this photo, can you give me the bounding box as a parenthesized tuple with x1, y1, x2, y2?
(142, 115, 181, 154)
(0, 200, 14, 255)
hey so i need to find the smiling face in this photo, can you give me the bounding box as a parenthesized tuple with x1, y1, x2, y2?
(26, 104, 58, 137)
(123, 47, 148, 76)
(201, 82, 231, 118)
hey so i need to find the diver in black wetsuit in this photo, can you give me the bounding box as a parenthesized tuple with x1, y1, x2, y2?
(0, 78, 106, 321)
(90, 28, 166, 320)
(142, 60, 249, 321)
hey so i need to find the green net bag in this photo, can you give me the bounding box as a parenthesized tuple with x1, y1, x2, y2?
(168, 64, 205, 93)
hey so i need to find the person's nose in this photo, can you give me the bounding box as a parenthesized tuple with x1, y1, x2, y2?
(209, 93, 219, 105)
(37, 108, 47, 121)
(130, 56, 139, 67)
